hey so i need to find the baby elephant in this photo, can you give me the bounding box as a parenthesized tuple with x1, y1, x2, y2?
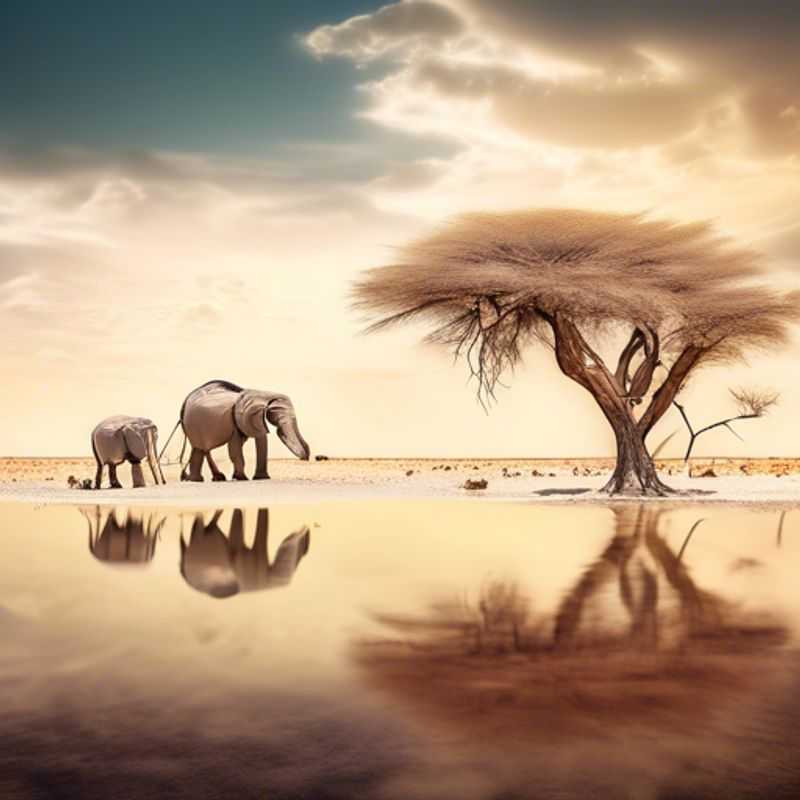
(91, 416, 166, 489)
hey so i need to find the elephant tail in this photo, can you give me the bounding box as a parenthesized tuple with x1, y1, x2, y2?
(157, 419, 183, 463)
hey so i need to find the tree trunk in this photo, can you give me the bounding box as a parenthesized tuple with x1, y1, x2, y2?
(601, 414, 673, 496)
(548, 313, 675, 497)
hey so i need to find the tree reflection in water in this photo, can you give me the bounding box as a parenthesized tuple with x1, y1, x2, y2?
(354, 506, 788, 742)
(81, 506, 166, 566)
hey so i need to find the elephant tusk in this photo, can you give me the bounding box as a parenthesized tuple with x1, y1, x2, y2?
(146, 429, 160, 485)
(154, 431, 166, 484)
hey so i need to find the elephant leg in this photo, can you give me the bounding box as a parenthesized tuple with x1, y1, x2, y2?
(94, 461, 103, 490)
(228, 432, 248, 480)
(206, 451, 226, 482)
(187, 448, 205, 482)
(108, 463, 122, 489)
(229, 509, 246, 550)
(253, 435, 270, 480)
(254, 509, 269, 569)
(130, 461, 146, 489)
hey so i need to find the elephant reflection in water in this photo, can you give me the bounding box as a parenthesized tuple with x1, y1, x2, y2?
(81, 507, 166, 565)
(180, 509, 310, 599)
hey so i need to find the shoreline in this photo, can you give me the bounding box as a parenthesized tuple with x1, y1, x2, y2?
(2, 471, 800, 509)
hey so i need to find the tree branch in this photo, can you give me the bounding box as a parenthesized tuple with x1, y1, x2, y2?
(627, 326, 660, 402)
(638, 345, 704, 438)
(676, 403, 761, 462)
(673, 401, 694, 436)
(677, 518, 706, 562)
(615, 328, 644, 388)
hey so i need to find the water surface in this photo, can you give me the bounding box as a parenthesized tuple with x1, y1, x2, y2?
(2, 501, 799, 799)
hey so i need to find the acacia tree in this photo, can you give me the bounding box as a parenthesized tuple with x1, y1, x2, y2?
(353, 210, 800, 496)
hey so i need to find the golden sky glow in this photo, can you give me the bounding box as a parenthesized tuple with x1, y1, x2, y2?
(2, 1, 799, 457)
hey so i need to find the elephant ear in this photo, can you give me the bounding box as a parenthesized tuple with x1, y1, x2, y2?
(122, 425, 148, 462)
(233, 391, 270, 438)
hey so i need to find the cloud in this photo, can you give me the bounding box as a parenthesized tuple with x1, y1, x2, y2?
(0, 272, 48, 310)
(0, 142, 432, 454)
(301, 0, 800, 279)
(306, 1, 800, 160)
(304, 0, 464, 62)
(1, 4, 799, 457)
(394, 56, 713, 149)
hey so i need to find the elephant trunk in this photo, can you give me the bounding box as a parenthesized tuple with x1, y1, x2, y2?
(276, 417, 311, 461)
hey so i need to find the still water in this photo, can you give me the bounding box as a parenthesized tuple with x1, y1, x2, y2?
(2, 501, 800, 799)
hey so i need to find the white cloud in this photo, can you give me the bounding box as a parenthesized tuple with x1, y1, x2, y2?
(303, 1, 800, 270)
(0, 272, 48, 310)
(305, 2, 800, 160)
(0, 146, 433, 455)
(305, 0, 464, 62)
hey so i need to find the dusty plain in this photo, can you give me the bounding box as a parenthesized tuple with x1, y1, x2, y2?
(2, 456, 800, 506)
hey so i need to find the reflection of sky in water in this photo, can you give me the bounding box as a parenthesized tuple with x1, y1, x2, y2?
(1, 502, 800, 799)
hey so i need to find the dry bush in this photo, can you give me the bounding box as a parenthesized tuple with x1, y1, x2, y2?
(729, 387, 779, 417)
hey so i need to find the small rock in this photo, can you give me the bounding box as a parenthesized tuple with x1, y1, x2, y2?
(405, 469, 414, 476)
(444, 465, 452, 471)
(531, 469, 542, 477)
(463, 478, 488, 490)
(67, 475, 79, 488)
(315, 455, 329, 462)
(699, 468, 717, 478)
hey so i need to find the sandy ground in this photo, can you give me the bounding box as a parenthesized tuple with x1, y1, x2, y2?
(2, 456, 800, 506)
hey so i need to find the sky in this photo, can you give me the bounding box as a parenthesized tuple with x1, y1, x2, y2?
(2, 0, 799, 458)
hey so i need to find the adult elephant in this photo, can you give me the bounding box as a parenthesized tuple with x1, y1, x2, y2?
(91, 415, 165, 489)
(179, 508, 310, 598)
(179, 379, 310, 482)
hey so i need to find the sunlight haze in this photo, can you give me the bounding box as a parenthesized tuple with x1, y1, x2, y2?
(2, 1, 799, 457)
